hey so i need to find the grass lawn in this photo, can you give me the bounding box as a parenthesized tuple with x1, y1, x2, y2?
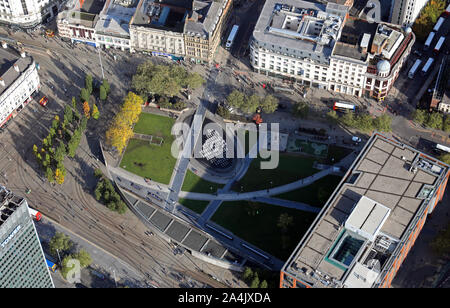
(120, 138, 177, 184)
(132, 112, 175, 138)
(211, 201, 317, 261)
(181, 170, 225, 193)
(178, 198, 210, 214)
(275, 175, 343, 207)
(120, 113, 178, 184)
(235, 154, 319, 192)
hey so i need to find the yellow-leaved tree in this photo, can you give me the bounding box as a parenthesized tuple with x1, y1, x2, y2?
(55, 168, 65, 184)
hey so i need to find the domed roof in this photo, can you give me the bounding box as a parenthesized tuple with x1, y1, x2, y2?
(377, 60, 390, 74)
(405, 27, 412, 34)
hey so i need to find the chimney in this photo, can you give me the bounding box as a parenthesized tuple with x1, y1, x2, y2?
(13, 64, 19, 72)
(0, 78, 4, 87)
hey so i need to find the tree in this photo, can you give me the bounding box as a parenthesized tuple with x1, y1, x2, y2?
(426, 112, 444, 130)
(94, 168, 103, 178)
(412, 0, 446, 42)
(80, 117, 88, 132)
(102, 78, 110, 94)
(184, 72, 205, 89)
(373, 114, 392, 132)
(92, 104, 100, 120)
(242, 94, 260, 114)
(72, 96, 77, 110)
(60, 255, 75, 279)
(80, 88, 89, 102)
(217, 105, 231, 119)
(226, 90, 246, 109)
(412, 109, 428, 125)
(439, 153, 450, 165)
(83, 101, 91, 119)
(85, 74, 93, 94)
(355, 114, 374, 132)
(45, 167, 54, 183)
(55, 167, 65, 185)
(292, 101, 309, 119)
(49, 232, 72, 256)
(54, 141, 66, 164)
(64, 105, 73, 124)
(277, 213, 294, 233)
(250, 273, 260, 288)
(326, 110, 339, 125)
(443, 116, 450, 132)
(260, 95, 278, 114)
(243, 267, 253, 282)
(74, 249, 92, 268)
(259, 280, 268, 288)
(99, 85, 107, 101)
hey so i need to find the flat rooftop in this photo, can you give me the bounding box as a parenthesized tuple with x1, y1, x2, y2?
(131, 0, 190, 32)
(282, 133, 450, 288)
(95, 0, 137, 37)
(0, 186, 25, 228)
(252, 0, 348, 64)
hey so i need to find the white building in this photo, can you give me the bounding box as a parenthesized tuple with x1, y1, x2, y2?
(0, 53, 40, 127)
(250, 0, 414, 101)
(0, 0, 62, 28)
(95, 0, 137, 51)
(390, 0, 429, 26)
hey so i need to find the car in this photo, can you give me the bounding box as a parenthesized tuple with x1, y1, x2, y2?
(352, 136, 362, 143)
(38, 96, 48, 106)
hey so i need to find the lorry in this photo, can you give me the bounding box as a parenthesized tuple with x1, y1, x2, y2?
(421, 58, 434, 75)
(424, 32, 435, 49)
(408, 59, 422, 79)
(434, 36, 445, 54)
(433, 17, 444, 32)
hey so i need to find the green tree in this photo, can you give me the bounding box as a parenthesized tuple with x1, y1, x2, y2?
(94, 168, 103, 178)
(243, 267, 253, 282)
(340, 112, 357, 127)
(226, 90, 246, 109)
(54, 141, 66, 164)
(92, 104, 100, 120)
(250, 273, 260, 288)
(259, 280, 268, 288)
(373, 114, 392, 132)
(60, 255, 75, 279)
(80, 116, 88, 132)
(99, 85, 107, 101)
(80, 88, 89, 103)
(85, 74, 93, 94)
(412, 109, 428, 125)
(184, 72, 205, 89)
(73, 249, 92, 268)
(443, 116, 450, 132)
(439, 153, 450, 165)
(45, 167, 54, 183)
(64, 105, 73, 125)
(427, 112, 444, 130)
(260, 95, 278, 114)
(49, 232, 73, 256)
(242, 94, 260, 114)
(355, 114, 374, 132)
(326, 110, 339, 125)
(217, 105, 231, 119)
(102, 78, 110, 94)
(292, 101, 309, 119)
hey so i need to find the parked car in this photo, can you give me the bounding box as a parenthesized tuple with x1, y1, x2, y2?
(352, 136, 362, 143)
(38, 96, 48, 107)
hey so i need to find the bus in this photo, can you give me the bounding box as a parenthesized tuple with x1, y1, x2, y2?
(421, 58, 434, 75)
(433, 17, 444, 32)
(445, 4, 450, 17)
(408, 59, 422, 79)
(424, 32, 435, 49)
(46, 258, 57, 272)
(28, 207, 42, 222)
(225, 25, 239, 50)
(436, 143, 450, 154)
(333, 101, 356, 113)
(434, 36, 445, 54)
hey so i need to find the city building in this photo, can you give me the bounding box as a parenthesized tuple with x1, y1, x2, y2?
(57, 0, 104, 46)
(0, 0, 62, 28)
(129, 0, 189, 58)
(249, 0, 414, 101)
(0, 51, 40, 128)
(95, 0, 138, 51)
(0, 186, 54, 288)
(183, 0, 233, 63)
(280, 133, 449, 288)
(390, 0, 429, 26)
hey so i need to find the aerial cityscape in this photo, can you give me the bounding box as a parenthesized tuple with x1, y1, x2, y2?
(0, 0, 449, 292)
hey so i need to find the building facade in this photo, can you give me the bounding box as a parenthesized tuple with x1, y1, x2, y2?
(0, 186, 54, 288)
(249, 0, 414, 101)
(280, 133, 449, 288)
(390, 0, 429, 26)
(57, 9, 99, 46)
(0, 53, 40, 128)
(0, 0, 61, 28)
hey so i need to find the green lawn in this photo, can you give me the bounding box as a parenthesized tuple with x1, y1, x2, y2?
(178, 198, 210, 214)
(120, 139, 177, 184)
(211, 201, 317, 261)
(275, 175, 343, 207)
(119, 113, 178, 185)
(133, 112, 175, 138)
(235, 154, 319, 192)
(181, 170, 225, 193)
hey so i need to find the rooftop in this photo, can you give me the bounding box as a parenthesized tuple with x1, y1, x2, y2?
(0, 186, 25, 228)
(184, 0, 230, 38)
(95, 0, 138, 37)
(252, 0, 348, 64)
(0, 55, 34, 96)
(282, 133, 450, 288)
(131, 0, 190, 32)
